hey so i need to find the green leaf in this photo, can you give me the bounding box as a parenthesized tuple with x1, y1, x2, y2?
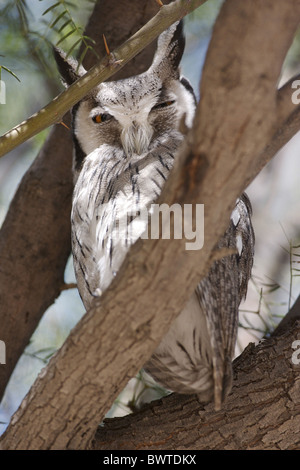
(0, 65, 21, 82)
(82, 35, 96, 45)
(16, 1, 29, 32)
(42, 2, 61, 16)
(58, 18, 73, 33)
(77, 46, 89, 68)
(50, 10, 67, 29)
(56, 27, 77, 46)
(66, 38, 82, 58)
(64, 1, 77, 9)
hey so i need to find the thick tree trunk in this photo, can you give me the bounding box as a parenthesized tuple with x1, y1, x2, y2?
(0, 122, 73, 402)
(1, 0, 300, 451)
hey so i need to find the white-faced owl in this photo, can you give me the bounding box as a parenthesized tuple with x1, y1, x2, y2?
(54, 21, 254, 409)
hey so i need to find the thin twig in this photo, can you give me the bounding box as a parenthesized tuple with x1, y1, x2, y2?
(61, 282, 77, 291)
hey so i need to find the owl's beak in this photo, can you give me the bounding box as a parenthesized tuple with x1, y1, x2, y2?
(121, 121, 153, 157)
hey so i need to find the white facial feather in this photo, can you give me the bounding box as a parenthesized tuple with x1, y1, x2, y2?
(74, 74, 195, 159)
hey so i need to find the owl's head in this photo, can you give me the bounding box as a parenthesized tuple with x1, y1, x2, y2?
(54, 21, 196, 175)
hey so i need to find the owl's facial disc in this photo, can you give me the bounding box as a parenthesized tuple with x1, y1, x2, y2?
(74, 71, 195, 160)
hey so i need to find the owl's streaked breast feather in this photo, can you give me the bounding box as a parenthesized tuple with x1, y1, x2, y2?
(72, 133, 182, 298)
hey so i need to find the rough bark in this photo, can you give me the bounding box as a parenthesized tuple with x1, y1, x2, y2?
(0, 122, 73, 402)
(93, 320, 300, 450)
(1, 0, 300, 450)
(273, 294, 300, 338)
(0, 0, 163, 402)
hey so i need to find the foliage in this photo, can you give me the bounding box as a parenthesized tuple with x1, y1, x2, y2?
(41, 0, 99, 65)
(0, 0, 97, 83)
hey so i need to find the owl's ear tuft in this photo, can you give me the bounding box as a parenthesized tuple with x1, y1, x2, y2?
(53, 47, 86, 87)
(150, 21, 185, 76)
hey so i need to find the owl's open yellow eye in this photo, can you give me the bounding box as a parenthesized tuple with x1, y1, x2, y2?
(92, 113, 112, 124)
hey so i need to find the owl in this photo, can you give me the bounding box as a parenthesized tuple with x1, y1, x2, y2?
(54, 21, 254, 409)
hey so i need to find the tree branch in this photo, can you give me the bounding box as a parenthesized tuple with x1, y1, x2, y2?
(272, 294, 300, 337)
(93, 320, 300, 450)
(277, 75, 300, 125)
(254, 74, 300, 177)
(1, 0, 300, 450)
(0, 123, 73, 402)
(0, 0, 207, 159)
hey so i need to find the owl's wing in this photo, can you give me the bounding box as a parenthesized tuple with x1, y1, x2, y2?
(195, 193, 254, 406)
(234, 193, 255, 302)
(145, 193, 254, 409)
